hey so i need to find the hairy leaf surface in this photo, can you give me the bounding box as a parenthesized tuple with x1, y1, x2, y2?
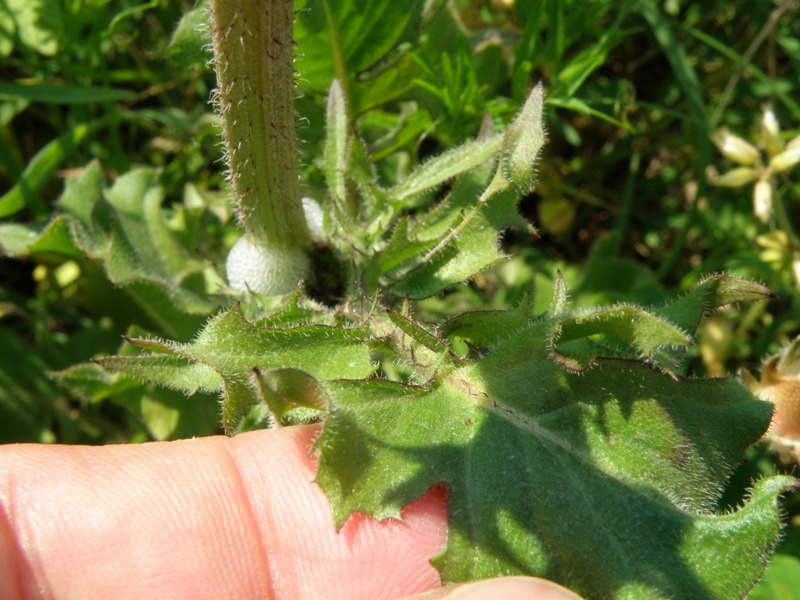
(311, 278, 792, 598)
(99, 305, 373, 430)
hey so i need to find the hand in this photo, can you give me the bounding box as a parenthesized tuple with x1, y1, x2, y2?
(0, 425, 579, 599)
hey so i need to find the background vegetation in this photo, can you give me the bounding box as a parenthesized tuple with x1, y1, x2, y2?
(1, 0, 800, 595)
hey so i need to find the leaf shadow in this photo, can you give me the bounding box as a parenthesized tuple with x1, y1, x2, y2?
(336, 357, 774, 598)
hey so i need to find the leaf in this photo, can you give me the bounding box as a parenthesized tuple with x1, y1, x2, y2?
(362, 217, 437, 292)
(323, 79, 349, 204)
(655, 274, 773, 333)
(378, 84, 544, 298)
(294, 0, 426, 107)
(551, 304, 693, 371)
(388, 207, 507, 299)
(0, 119, 104, 218)
(98, 305, 374, 431)
(251, 368, 330, 427)
(167, 0, 211, 69)
(387, 308, 450, 355)
(50, 362, 141, 404)
(387, 134, 503, 205)
(102, 169, 215, 314)
(651, 274, 772, 373)
(51, 361, 220, 441)
(57, 160, 110, 258)
(0, 217, 80, 258)
(439, 296, 531, 347)
(482, 82, 547, 200)
(313, 284, 793, 598)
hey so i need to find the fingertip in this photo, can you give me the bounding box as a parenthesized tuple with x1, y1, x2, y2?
(406, 577, 583, 600)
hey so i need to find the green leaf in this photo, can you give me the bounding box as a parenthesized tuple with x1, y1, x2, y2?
(387, 308, 450, 355)
(387, 134, 503, 205)
(0, 119, 104, 218)
(314, 284, 793, 598)
(294, 0, 425, 114)
(323, 79, 349, 204)
(0, 217, 79, 258)
(376, 85, 545, 298)
(551, 304, 693, 371)
(439, 296, 532, 347)
(102, 169, 214, 314)
(317, 335, 792, 597)
(94, 353, 222, 396)
(251, 368, 330, 427)
(167, 0, 211, 69)
(651, 274, 772, 373)
(3, 160, 218, 334)
(51, 361, 220, 441)
(57, 160, 110, 258)
(362, 217, 437, 292)
(482, 82, 547, 200)
(382, 124, 533, 299)
(98, 305, 374, 431)
(50, 362, 141, 404)
(655, 274, 773, 333)
(388, 206, 507, 299)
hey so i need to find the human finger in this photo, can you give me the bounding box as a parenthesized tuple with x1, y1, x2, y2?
(0, 425, 447, 599)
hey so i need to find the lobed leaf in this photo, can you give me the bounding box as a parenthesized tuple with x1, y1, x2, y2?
(655, 274, 773, 334)
(552, 305, 693, 371)
(100, 305, 374, 431)
(315, 311, 792, 597)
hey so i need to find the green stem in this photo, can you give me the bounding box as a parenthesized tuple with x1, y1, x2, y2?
(209, 0, 311, 251)
(773, 180, 800, 249)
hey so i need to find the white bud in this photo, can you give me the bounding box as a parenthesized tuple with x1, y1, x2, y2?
(761, 108, 783, 157)
(769, 147, 800, 174)
(793, 258, 800, 291)
(753, 179, 773, 223)
(787, 134, 800, 152)
(712, 128, 760, 166)
(226, 235, 309, 296)
(709, 167, 758, 187)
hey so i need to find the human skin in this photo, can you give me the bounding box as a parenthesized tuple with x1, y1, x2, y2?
(0, 425, 580, 599)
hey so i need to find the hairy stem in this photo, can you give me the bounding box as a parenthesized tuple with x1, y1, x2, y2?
(210, 0, 311, 251)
